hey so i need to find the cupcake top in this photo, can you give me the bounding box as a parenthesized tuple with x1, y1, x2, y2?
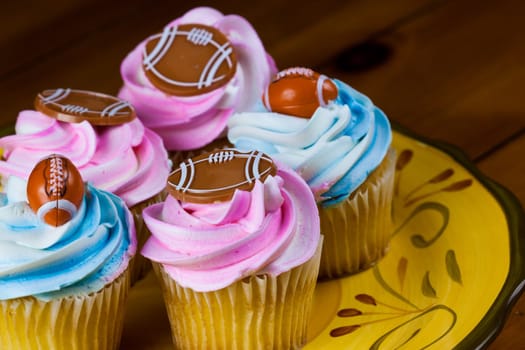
(227, 67, 392, 207)
(141, 149, 320, 292)
(0, 155, 136, 301)
(118, 6, 277, 151)
(0, 88, 170, 207)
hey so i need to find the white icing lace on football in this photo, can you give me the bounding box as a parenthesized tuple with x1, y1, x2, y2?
(101, 101, 131, 117)
(199, 43, 233, 89)
(317, 75, 328, 106)
(172, 159, 195, 193)
(187, 27, 213, 46)
(250, 151, 263, 183)
(143, 25, 178, 71)
(41, 88, 71, 104)
(208, 151, 235, 164)
(61, 104, 89, 115)
(276, 67, 314, 80)
(48, 157, 66, 197)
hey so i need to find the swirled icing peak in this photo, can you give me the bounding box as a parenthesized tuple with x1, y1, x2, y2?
(142, 150, 320, 292)
(0, 96, 170, 207)
(0, 175, 136, 301)
(118, 7, 277, 150)
(228, 68, 392, 206)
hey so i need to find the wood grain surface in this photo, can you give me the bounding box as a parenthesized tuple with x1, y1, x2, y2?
(1, 1, 523, 349)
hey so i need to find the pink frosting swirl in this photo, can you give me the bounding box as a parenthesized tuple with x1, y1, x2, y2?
(141, 167, 320, 292)
(0, 110, 170, 207)
(118, 7, 278, 151)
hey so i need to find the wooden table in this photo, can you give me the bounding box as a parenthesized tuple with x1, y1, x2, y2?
(1, 1, 523, 348)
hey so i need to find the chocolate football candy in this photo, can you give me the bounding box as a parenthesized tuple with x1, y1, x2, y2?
(168, 149, 277, 203)
(142, 23, 237, 96)
(27, 155, 84, 227)
(35, 88, 136, 126)
(263, 67, 338, 118)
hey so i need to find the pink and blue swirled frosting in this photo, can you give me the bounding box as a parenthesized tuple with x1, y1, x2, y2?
(227, 80, 392, 206)
(0, 179, 136, 301)
(118, 6, 277, 151)
(0, 110, 169, 207)
(141, 166, 320, 292)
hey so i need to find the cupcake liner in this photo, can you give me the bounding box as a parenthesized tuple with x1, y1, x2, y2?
(0, 268, 130, 350)
(169, 137, 233, 167)
(129, 191, 166, 284)
(318, 148, 396, 279)
(153, 240, 322, 350)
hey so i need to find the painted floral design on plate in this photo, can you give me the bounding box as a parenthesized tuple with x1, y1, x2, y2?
(303, 131, 522, 349)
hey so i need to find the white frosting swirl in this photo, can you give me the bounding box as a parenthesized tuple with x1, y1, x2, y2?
(227, 80, 392, 206)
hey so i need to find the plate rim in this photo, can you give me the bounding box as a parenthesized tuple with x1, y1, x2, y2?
(392, 123, 525, 349)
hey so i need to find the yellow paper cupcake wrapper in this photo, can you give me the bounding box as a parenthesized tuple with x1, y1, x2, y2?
(318, 148, 396, 278)
(129, 190, 166, 284)
(153, 240, 322, 350)
(0, 268, 130, 350)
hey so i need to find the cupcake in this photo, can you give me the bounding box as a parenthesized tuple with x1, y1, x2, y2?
(118, 6, 277, 160)
(0, 89, 170, 282)
(0, 155, 136, 350)
(227, 67, 396, 278)
(142, 149, 322, 349)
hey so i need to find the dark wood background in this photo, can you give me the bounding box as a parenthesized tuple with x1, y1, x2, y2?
(1, 1, 524, 348)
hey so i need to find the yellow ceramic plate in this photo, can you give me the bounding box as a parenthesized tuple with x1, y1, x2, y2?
(120, 128, 525, 349)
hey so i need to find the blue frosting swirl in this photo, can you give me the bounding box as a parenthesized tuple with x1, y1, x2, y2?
(227, 79, 391, 207)
(0, 181, 135, 300)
